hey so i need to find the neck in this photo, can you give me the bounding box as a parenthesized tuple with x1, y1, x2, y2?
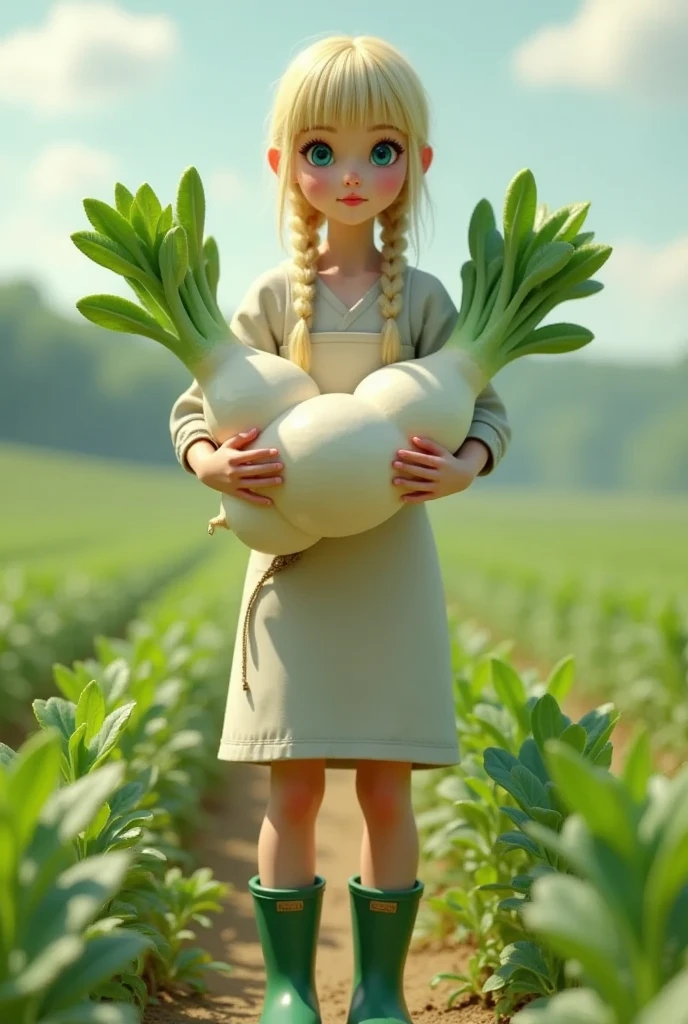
(318, 216, 380, 276)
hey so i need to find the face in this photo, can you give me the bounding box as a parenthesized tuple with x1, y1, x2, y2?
(282, 124, 414, 224)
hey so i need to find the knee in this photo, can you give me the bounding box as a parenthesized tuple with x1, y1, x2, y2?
(356, 765, 411, 828)
(270, 763, 325, 825)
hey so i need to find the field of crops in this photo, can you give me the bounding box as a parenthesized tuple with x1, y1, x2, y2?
(1, 441, 687, 1023)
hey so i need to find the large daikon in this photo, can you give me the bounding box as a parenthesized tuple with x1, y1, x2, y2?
(72, 167, 611, 555)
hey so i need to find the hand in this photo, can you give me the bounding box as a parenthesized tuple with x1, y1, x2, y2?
(392, 436, 488, 504)
(193, 428, 284, 506)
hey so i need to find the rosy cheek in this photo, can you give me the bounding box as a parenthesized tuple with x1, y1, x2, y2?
(300, 168, 329, 197)
(376, 164, 406, 197)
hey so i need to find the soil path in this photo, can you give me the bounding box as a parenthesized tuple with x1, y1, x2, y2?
(145, 763, 495, 1024)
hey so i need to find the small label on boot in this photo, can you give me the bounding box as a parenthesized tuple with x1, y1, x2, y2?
(276, 900, 304, 912)
(370, 900, 397, 913)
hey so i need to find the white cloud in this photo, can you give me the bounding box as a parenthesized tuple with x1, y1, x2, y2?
(513, 0, 688, 101)
(606, 236, 688, 303)
(27, 143, 117, 200)
(0, 1, 180, 116)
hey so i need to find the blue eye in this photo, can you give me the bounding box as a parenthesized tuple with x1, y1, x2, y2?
(371, 140, 403, 166)
(305, 142, 333, 167)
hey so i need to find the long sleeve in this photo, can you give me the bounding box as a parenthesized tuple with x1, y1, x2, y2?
(410, 268, 511, 475)
(169, 265, 288, 474)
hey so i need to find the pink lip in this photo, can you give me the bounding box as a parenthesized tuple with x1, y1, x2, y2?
(339, 197, 366, 205)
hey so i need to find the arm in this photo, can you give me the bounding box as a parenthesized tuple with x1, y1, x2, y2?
(170, 379, 216, 475)
(412, 270, 511, 475)
(169, 266, 286, 475)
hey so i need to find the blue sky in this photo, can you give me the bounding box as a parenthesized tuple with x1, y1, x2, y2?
(0, 0, 686, 365)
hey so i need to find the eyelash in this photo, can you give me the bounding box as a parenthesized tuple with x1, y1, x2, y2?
(298, 137, 406, 158)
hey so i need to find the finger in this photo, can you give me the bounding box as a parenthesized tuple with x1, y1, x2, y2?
(411, 436, 445, 453)
(236, 488, 273, 506)
(231, 447, 280, 464)
(224, 429, 260, 449)
(393, 477, 437, 492)
(240, 475, 283, 488)
(392, 462, 439, 483)
(239, 461, 284, 478)
(396, 450, 442, 468)
(401, 492, 433, 503)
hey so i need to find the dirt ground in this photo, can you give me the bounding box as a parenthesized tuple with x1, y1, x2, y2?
(143, 762, 498, 1024)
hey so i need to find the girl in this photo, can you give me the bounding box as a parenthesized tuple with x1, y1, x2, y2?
(170, 35, 510, 1024)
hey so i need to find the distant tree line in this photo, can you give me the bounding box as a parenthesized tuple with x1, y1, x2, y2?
(1, 280, 686, 492)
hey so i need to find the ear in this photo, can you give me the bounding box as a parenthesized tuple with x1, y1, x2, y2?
(420, 144, 433, 174)
(267, 147, 281, 175)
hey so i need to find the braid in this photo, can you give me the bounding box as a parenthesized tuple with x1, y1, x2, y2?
(287, 186, 323, 373)
(378, 183, 409, 364)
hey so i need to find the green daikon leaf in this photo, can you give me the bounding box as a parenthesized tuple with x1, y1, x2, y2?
(176, 165, 205, 268)
(70, 231, 152, 285)
(134, 182, 162, 235)
(521, 241, 575, 293)
(76, 294, 179, 350)
(82, 199, 146, 264)
(507, 323, 594, 359)
(203, 235, 221, 300)
(113, 182, 134, 219)
(554, 201, 591, 243)
(160, 225, 190, 292)
(455, 260, 477, 331)
(123, 275, 176, 333)
(503, 169, 538, 256)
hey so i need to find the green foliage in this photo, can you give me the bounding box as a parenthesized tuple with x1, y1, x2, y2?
(514, 738, 688, 1023)
(0, 549, 205, 737)
(0, 566, 237, 1019)
(415, 634, 619, 1016)
(72, 167, 230, 371)
(0, 733, 150, 1023)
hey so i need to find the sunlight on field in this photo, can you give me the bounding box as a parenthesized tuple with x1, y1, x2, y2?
(431, 487, 688, 598)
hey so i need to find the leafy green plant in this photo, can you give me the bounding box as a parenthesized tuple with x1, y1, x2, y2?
(515, 733, 688, 1023)
(0, 730, 151, 1024)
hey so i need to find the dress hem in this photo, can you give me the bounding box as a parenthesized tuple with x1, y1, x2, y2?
(217, 736, 460, 770)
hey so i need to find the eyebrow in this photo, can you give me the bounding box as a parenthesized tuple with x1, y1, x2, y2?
(303, 123, 400, 133)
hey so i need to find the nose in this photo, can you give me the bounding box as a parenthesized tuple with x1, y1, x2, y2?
(343, 168, 362, 187)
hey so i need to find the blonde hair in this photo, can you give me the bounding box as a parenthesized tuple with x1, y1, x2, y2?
(268, 35, 431, 371)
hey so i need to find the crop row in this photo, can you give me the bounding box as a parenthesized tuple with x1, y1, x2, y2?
(446, 566, 688, 752)
(0, 547, 210, 738)
(0, 558, 238, 1023)
(413, 617, 688, 1021)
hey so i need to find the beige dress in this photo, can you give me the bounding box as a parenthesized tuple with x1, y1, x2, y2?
(170, 262, 511, 770)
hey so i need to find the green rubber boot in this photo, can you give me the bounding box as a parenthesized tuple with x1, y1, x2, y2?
(249, 874, 326, 1023)
(346, 875, 424, 1024)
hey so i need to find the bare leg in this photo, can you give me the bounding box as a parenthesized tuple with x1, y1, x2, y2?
(258, 759, 326, 888)
(355, 760, 418, 890)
